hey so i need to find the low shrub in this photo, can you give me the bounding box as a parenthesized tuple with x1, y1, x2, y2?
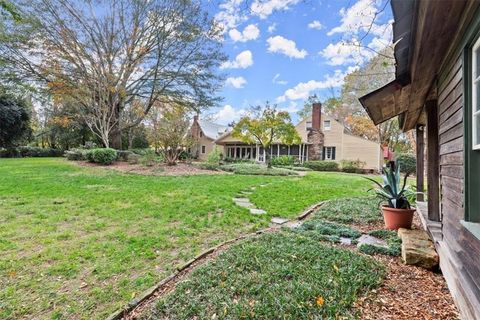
(274, 165, 312, 171)
(65, 148, 87, 161)
(0, 146, 64, 158)
(223, 157, 254, 164)
(116, 150, 133, 162)
(396, 153, 416, 174)
(198, 162, 220, 171)
(86, 148, 117, 165)
(220, 163, 297, 176)
(340, 159, 366, 173)
(127, 153, 141, 164)
(140, 152, 158, 167)
(271, 155, 296, 166)
(304, 160, 339, 171)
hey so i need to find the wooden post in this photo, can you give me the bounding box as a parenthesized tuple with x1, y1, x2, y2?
(416, 124, 425, 201)
(426, 100, 440, 221)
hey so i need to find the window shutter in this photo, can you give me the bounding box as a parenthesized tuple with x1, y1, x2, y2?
(332, 147, 336, 160)
(322, 147, 325, 160)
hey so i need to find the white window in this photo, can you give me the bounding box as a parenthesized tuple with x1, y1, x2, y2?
(324, 120, 331, 131)
(306, 121, 312, 130)
(473, 37, 480, 149)
(324, 146, 335, 160)
(201, 145, 206, 154)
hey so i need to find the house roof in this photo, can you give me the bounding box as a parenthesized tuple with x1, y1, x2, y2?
(197, 120, 229, 140)
(359, 0, 474, 131)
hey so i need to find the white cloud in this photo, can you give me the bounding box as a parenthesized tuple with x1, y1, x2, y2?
(276, 69, 356, 102)
(229, 24, 260, 42)
(215, 0, 247, 32)
(320, 40, 374, 66)
(267, 23, 277, 33)
(225, 76, 247, 88)
(251, 0, 301, 19)
(272, 73, 288, 85)
(308, 20, 324, 30)
(327, 0, 389, 37)
(266, 36, 307, 59)
(213, 104, 246, 125)
(220, 50, 254, 69)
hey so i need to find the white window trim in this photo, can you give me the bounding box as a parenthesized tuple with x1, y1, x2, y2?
(325, 146, 335, 160)
(324, 120, 331, 131)
(472, 37, 480, 149)
(306, 121, 312, 131)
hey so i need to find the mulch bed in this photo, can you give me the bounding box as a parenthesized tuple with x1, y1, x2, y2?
(78, 161, 226, 176)
(357, 255, 459, 319)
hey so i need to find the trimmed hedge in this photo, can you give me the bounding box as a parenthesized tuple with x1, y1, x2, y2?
(65, 148, 87, 161)
(396, 153, 416, 174)
(116, 150, 133, 162)
(86, 148, 117, 165)
(271, 155, 296, 166)
(0, 146, 64, 158)
(304, 160, 339, 171)
(340, 159, 366, 173)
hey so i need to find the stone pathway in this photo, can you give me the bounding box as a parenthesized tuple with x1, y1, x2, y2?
(232, 184, 293, 226)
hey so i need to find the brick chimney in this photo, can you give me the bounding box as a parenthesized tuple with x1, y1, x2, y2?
(307, 103, 325, 160)
(311, 103, 321, 130)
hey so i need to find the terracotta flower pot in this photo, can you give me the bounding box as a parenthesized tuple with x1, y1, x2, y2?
(381, 206, 415, 230)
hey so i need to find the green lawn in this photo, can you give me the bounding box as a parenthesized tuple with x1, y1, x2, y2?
(0, 158, 373, 319)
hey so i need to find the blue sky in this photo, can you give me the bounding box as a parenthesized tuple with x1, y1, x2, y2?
(204, 0, 393, 124)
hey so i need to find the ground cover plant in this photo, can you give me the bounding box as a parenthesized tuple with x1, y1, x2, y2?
(0, 158, 373, 319)
(359, 229, 402, 257)
(146, 232, 385, 319)
(220, 163, 298, 176)
(312, 196, 382, 225)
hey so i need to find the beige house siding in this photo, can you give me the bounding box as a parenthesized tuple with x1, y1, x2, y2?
(342, 134, 381, 170)
(197, 136, 216, 161)
(295, 114, 380, 170)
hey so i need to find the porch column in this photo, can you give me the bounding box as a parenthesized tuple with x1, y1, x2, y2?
(277, 144, 280, 157)
(299, 144, 302, 162)
(416, 125, 425, 202)
(288, 145, 290, 156)
(426, 100, 440, 222)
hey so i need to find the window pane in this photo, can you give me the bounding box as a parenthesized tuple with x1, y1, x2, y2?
(476, 49, 480, 79)
(475, 115, 480, 146)
(476, 84, 480, 112)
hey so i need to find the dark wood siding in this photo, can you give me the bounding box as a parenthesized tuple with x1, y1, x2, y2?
(438, 53, 480, 316)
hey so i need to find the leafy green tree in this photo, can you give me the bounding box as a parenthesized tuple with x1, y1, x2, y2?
(0, 92, 31, 147)
(232, 103, 301, 168)
(1, 0, 225, 148)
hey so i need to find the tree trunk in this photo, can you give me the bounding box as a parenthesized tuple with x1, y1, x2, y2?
(265, 148, 272, 168)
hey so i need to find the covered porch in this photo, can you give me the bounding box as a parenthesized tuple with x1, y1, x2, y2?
(223, 143, 310, 164)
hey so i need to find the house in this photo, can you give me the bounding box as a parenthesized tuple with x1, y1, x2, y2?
(189, 116, 229, 160)
(191, 103, 382, 171)
(359, 0, 480, 318)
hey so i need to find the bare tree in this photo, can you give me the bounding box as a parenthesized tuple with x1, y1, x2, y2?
(1, 0, 225, 148)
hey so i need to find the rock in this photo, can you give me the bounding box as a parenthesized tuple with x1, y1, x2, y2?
(236, 201, 255, 208)
(271, 217, 289, 225)
(284, 221, 302, 229)
(356, 234, 388, 249)
(340, 237, 352, 245)
(250, 208, 266, 215)
(398, 228, 438, 269)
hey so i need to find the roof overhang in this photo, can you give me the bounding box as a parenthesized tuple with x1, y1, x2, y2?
(360, 0, 474, 131)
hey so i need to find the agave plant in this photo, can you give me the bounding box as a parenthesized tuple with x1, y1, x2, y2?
(366, 161, 414, 209)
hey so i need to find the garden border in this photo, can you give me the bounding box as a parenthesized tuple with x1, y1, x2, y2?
(105, 201, 325, 320)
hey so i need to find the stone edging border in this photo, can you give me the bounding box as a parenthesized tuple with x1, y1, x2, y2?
(105, 200, 326, 320)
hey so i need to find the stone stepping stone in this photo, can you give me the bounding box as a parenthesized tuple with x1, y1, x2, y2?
(398, 228, 439, 269)
(340, 237, 352, 245)
(356, 234, 388, 249)
(284, 221, 302, 229)
(271, 217, 289, 225)
(233, 198, 255, 209)
(240, 191, 252, 195)
(250, 208, 266, 215)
